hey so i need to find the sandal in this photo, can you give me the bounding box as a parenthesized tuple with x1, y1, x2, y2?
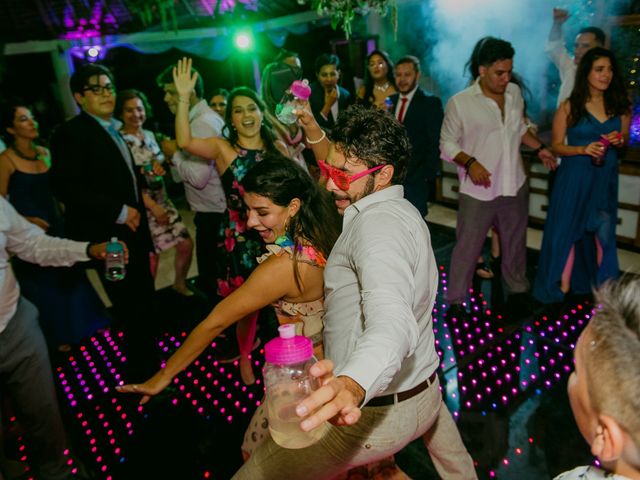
(475, 260, 494, 280)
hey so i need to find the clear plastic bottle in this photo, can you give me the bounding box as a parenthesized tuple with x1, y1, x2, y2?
(143, 162, 164, 191)
(263, 324, 327, 449)
(275, 79, 312, 125)
(105, 237, 126, 281)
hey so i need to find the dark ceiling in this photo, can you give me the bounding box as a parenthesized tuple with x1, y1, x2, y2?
(0, 0, 309, 43)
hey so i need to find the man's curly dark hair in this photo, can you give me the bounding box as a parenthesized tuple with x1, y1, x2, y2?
(328, 104, 410, 185)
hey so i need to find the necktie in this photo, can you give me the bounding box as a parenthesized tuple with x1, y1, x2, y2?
(108, 124, 138, 198)
(397, 97, 408, 124)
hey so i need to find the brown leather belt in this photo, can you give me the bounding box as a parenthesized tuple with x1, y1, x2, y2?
(367, 371, 438, 407)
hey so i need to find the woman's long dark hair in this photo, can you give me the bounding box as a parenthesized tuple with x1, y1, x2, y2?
(358, 50, 396, 107)
(568, 47, 631, 127)
(223, 86, 277, 153)
(241, 152, 342, 290)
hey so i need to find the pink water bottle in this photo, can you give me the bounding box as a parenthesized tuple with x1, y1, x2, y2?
(592, 136, 610, 167)
(275, 79, 312, 125)
(263, 324, 326, 448)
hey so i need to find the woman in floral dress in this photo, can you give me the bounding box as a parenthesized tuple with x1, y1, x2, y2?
(172, 58, 290, 384)
(117, 89, 194, 296)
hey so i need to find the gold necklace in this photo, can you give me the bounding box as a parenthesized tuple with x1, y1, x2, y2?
(374, 82, 390, 92)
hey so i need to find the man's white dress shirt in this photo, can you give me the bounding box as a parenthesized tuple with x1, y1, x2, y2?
(172, 100, 226, 213)
(0, 197, 90, 333)
(440, 79, 528, 202)
(323, 185, 440, 405)
(545, 39, 576, 107)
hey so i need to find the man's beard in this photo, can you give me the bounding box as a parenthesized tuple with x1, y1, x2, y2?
(331, 175, 376, 212)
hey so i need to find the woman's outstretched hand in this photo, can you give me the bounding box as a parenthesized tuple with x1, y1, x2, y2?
(116, 371, 172, 405)
(173, 57, 198, 99)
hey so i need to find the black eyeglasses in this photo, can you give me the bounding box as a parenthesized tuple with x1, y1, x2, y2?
(83, 84, 116, 96)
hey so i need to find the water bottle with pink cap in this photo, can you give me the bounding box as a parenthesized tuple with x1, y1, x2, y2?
(263, 323, 327, 448)
(275, 79, 312, 125)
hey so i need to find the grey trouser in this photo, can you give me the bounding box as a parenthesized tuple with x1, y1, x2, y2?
(0, 297, 70, 480)
(233, 377, 477, 479)
(448, 183, 530, 305)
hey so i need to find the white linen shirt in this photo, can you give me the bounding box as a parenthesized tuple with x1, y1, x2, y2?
(0, 197, 90, 333)
(440, 79, 528, 202)
(172, 100, 226, 213)
(323, 185, 440, 405)
(545, 39, 576, 107)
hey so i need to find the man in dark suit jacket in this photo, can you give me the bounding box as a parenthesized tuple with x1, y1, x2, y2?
(50, 63, 157, 379)
(389, 55, 444, 218)
(309, 53, 352, 130)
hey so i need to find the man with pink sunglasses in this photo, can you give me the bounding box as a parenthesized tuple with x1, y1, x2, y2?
(233, 105, 476, 479)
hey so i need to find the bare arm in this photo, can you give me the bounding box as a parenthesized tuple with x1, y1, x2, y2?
(296, 102, 330, 161)
(0, 152, 14, 197)
(551, 102, 604, 157)
(173, 57, 225, 162)
(117, 255, 301, 403)
(521, 130, 557, 170)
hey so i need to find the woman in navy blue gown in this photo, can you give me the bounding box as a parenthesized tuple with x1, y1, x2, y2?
(0, 103, 109, 349)
(534, 48, 631, 304)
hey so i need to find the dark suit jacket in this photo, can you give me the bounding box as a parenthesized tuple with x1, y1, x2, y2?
(309, 82, 352, 130)
(390, 89, 444, 185)
(49, 111, 152, 252)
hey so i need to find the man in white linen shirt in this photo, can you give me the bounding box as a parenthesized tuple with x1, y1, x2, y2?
(0, 197, 120, 480)
(546, 8, 605, 107)
(441, 37, 556, 322)
(233, 105, 476, 479)
(157, 65, 226, 301)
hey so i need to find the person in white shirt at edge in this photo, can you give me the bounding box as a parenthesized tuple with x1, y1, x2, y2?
(156, 64, 226, 303)
(554, 277, 640, 480)
(440, 37, 557, 323)
(232, 104, 477, 479)
(546, 8, 606, 107)
(0, 196, 125, 480)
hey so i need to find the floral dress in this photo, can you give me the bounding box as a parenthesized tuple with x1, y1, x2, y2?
(241, 241, 326, 456)
(121, 129, 190, 253)
(216, 148, 264, 296)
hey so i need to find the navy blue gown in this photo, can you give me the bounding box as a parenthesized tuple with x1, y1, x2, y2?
(9, 168, 109, 346)
(533, 114, 620, 304)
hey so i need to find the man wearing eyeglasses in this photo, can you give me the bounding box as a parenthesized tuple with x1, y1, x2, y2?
(50, 63, 158, 381)
(233, 105, 476, 479)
